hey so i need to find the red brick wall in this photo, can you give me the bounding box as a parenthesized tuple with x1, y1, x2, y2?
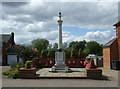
(116, 26, 120, 60)
(110, 39, 119, 60)
(103, 39, 119, 69)
(103, 48, 111, 69)
(118, 37, 120, 60)
(116, 26, 120, 37)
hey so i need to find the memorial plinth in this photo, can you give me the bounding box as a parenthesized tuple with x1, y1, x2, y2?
(50, 52, 70, 72)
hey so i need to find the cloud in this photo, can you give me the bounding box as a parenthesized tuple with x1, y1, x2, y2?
(63, 30, 115, 44)
(1, 1, 118, 45)
(2, 2, 29, 7)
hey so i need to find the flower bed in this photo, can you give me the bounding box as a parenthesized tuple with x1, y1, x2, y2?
(2, 69, 18, 79)
(85, 68, 102, 79)
(18, 68, 36, 79)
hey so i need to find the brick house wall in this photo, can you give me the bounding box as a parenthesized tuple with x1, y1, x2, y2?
(103, 48, 111, 69)
(110, 39, 119, 60)
(103, 21, 120, 69)
(2, 32, 15, 66)
(118, 37, 120, 60)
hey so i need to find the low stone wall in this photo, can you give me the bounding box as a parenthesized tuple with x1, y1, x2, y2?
(18, 68, 36, 79)
(85, 68, 102, 79)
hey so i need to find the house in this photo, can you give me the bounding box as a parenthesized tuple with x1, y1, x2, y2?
(103, 21, 120, 69)
(0, 32, 15, 66)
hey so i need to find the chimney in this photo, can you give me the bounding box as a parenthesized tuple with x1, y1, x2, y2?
(11, 32, 15, 45)
(113, 21, 120, 37)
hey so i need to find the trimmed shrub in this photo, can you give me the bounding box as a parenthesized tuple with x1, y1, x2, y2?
(41, 49, 48, 59)
(64, 49, 71, 59)
(25, 60, 31, 69)
(47, 50, 55, 59)
(71, 48, 78, 58)
(16, 63, 24, 70)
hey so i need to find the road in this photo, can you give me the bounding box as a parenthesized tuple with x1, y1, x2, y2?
(1, 67, 119, 88)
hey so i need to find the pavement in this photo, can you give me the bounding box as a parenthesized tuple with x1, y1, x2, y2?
(36, 68, 86, 77)
(1, 66, 120, 87)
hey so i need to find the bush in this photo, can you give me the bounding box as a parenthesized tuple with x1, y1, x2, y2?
(25, 60, 31, 69)
(71, 48, 78, 58)
(47, 50, 55, 59)
(64, 49, 71, 59)
(2, 69, 18, 79)
(10, 63, 17, 70)
(16, 63, 24, 70)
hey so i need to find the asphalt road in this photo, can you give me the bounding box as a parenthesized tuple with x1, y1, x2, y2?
(1, 67, 119, 88)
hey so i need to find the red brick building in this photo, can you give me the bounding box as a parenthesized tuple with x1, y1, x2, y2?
(1, 32, 15, 66)
(103, 21, 120, 69)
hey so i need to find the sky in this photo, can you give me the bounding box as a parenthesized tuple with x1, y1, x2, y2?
(1, 0, 119, 45)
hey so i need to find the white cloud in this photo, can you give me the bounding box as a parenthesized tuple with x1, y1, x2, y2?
(62, 30, 115, 44)
(1, 2, 118, 44)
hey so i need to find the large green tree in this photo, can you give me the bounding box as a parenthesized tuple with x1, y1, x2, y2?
(31, 38, 49, 52)
(84, 41, 102, 56)
(69, 40, 86, 51)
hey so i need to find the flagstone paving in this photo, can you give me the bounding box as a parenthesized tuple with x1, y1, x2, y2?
(36, 68, 86, 77)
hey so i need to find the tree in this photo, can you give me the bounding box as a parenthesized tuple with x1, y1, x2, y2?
(69, 41, 78, 48)
(31, 38, 49, 52)
(53, 43, 58, 50)
(63, 42, 68, 49)
(84, 41, 102, 56)
(7, 45, 37, 63)
(78, 40, 86, 51)
(69, 40, 86, 51)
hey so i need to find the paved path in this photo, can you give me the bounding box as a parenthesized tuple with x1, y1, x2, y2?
(36, 68, 86, 77)
(1, 67, 119, 87)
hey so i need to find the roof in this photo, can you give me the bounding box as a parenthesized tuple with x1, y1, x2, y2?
(1, 34, 11, 43)
(103, 37, 117, 48)
(113, 21, 120, 27)
(0, 34, 11, 45)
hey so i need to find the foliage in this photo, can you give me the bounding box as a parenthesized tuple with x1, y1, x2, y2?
(62, 42, 68, 49)
(2, 69, 18, 79)
(41, 49, 48, 59)
(18, 46, 36, 63)
(78, 49, 82, 58)
(10, 63, 24, 70)
(53, 43, 58, 50)
(47, 50, 55, 59)
(16, 63, 24, 70)
(25, 60, 31, 69)
(69, 40, 86, 51)
(64, 48, 71, 59)
(10, 63, 17, 70)
(84, 41, 102, 56)
(71, 48, 78, 58)
(31, 38, 49, 52)
(7, 46, 36, 63)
